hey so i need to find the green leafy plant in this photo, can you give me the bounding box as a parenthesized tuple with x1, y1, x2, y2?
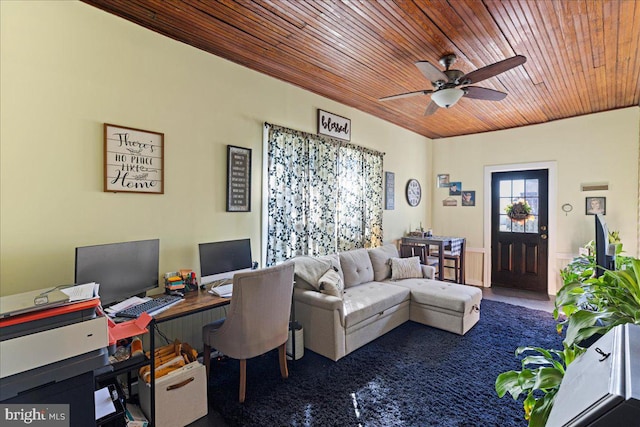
(497, 233, 638, 425)
(495, 344, 585, 427)
(555, 258, 640, 347)
(505, 199, 534, 221)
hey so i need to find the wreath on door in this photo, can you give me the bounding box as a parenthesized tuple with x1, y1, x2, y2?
(505, 199, 535, 223)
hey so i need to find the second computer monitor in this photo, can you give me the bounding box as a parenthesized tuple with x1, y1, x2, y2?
(198, 238, 252, 285)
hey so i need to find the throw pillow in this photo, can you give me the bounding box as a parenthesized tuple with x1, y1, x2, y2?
(318, 267, 344, 298)
(390, 256, 423, 280)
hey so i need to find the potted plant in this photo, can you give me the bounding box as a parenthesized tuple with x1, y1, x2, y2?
(555, 258, 640, 348)
(497, 235, 640, 426)
(495, 344, 585, 427)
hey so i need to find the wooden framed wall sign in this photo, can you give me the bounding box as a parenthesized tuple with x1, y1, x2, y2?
(104, 123, 164, 194)
(227, 145, 252, 212)
(317, 109, 351, 141)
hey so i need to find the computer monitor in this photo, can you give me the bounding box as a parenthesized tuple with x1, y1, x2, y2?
(75, 239, 160, 307)
(595, 214, 614, 277)
(198, 238, 253, 285)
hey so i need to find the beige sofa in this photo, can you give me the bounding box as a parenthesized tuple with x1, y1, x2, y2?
(292, 244, 482, 361)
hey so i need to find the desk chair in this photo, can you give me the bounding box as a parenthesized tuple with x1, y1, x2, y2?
(430, 239, 465, 284)
(202, 262, 295, 403)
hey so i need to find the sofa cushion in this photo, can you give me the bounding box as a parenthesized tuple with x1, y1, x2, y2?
(390, 278, 482, 313)
(292, 256, 332, 290)
(342, 282, 410, 328)
(318, 267, 344, 298)
(339, 249, 375, 288)
(318, 253, 344, 283)
(390, 256, 423, 280)
(368, 244, 399, 281)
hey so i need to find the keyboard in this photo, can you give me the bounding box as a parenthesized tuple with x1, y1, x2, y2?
(116, 294, 182, 318)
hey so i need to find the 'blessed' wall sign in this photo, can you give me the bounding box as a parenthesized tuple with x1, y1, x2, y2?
(317, 109, 351, 141)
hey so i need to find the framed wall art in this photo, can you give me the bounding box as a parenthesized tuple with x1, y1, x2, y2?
(449, 181, 462, 196)
(385, 171, 395, 210)
(461, 191, 476, 206)
(104, 123, 164, 194)
(317, 109, 351, 141)
(437, 174, 450, 188)
(227, 145, 252, 212)
(585, 196, 605, 215)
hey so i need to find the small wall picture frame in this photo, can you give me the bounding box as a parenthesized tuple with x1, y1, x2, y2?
(442, 197, 457, 207)
(384, 171, 395, 210)
(437, 174, 450, 188)
(449, 181, 462, 196)
(104, 123, 164, 194)
(227, 145, 252, 212)
(461, 191, 476, 206)
(585, 196, 605, 215)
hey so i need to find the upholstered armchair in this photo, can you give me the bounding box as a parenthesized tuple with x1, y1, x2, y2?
(202, 262, 295, 403)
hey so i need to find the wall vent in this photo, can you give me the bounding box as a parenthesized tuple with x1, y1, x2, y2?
(581, 183, 609, 192)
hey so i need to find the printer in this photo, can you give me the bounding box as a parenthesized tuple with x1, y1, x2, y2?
(0, 292, 109, 426)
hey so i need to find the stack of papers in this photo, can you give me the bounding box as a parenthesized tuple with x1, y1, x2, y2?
(209, 283, 233, 298)
(61, 282, 100, 302)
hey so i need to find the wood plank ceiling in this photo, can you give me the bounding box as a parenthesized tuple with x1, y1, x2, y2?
(82, 0, 639, 139)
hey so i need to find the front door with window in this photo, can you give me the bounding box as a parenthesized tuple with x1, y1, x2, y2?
(491, 169, 548, 293)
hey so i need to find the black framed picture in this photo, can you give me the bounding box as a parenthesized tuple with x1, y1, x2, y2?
(226, 145, 252, 212)
(585, 196, 605, 215)
(449, 181, 462, 196)
(384, 171, 395, 210)
(461, 191, 476, 206)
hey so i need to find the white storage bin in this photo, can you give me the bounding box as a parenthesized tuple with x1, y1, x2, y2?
(139, 361, 208, 427)
(287, 326, 304, 360)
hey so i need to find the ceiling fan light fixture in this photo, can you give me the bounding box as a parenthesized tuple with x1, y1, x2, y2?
(431, 88, 464, 108)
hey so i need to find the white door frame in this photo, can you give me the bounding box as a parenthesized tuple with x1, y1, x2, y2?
(483, 161, 558, 295)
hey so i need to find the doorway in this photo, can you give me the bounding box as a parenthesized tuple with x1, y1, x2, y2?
(483, 162, 557, 295)
(491, 169, 548, 292)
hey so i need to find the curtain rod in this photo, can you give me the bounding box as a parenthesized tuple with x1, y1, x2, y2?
(264, 122, 385, 156)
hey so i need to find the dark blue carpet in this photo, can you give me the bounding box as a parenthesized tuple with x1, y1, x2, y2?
(207, 299, 563, 426)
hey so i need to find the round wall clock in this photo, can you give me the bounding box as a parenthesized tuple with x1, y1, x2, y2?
(406, 179, 421, 207)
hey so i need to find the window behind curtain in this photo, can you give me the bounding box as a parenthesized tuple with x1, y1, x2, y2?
(264, 123, 383, 266)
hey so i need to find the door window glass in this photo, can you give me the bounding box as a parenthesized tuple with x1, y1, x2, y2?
(499, 178, 539, 233)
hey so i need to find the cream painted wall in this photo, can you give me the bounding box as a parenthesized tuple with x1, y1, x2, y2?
(432, 107, 640, 292)
(0, 1, 431, 296)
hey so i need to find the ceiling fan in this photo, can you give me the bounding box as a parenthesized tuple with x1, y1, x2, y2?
(379, 54, 527, 115)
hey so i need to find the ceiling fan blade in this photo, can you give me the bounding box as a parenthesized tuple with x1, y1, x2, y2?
(424, 101, 439, 116)
(460, 55, 526, 85)
(415, 61, 448, 84)
(463, 86, 508, 101)
(379, 90, 432, 101)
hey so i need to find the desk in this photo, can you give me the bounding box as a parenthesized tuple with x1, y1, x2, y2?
(401, 236, 466, 282)
(148, 289, 229, 427)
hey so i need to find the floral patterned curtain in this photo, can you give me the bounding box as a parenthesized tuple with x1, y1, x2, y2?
(264, 123, 383, 266)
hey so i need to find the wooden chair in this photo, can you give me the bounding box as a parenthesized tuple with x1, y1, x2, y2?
(202, 262, 295, 403)
(430, 239, 465, 284)
(400, 243, 439, 271)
